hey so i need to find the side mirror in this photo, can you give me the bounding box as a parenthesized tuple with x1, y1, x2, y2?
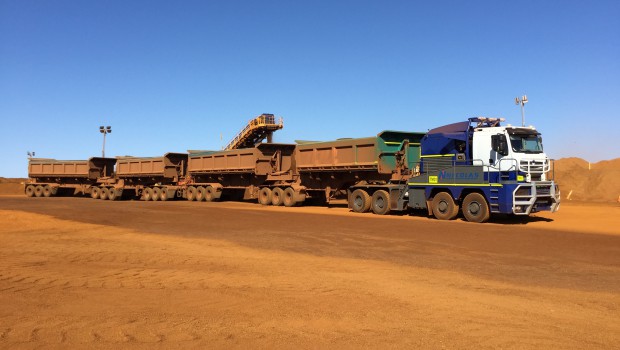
(492, 134, 509, 156)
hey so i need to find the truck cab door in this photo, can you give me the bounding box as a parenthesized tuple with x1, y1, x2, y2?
(491, 134, 511, 170)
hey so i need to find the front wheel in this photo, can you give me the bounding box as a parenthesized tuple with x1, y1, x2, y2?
(462, 193, 490, 223)
(431, 192, 459, 220)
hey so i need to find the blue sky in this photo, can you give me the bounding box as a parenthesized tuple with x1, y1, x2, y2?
(1, 0, 618, 177)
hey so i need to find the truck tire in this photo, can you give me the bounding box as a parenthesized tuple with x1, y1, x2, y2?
(152, 187, 161, 201)
(283, 187, 297, 207)
(91, 186, 101, 199)
(205, 186, 217, 202)
(187, 186, 197, 201)
(100, 187, 109, 200)
(25, 185, 36, 197)
(42, 185, 53, 197)
(108, 188, 120, 201)
(160, 187, 169, 201)
(462, 193, 490, 223)
(371, 190, 391, 215)
(258, 187, 272, 205)
(143, 187, 153, 201)
(272, 187, 284, 206)
(34, 185, 44, 197)
(431, 192, 459, 220)
(195, 186, 205, 202)
(350, 189, 371, 213)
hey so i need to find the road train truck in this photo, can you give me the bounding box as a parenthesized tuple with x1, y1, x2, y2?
(353, 117, 561, 222)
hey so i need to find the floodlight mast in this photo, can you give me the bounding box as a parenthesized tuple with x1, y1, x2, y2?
(100, 125, 112, 157)
(515, 95, 528, 127)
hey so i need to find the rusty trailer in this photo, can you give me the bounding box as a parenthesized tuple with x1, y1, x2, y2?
(293, 130, 425, 212)
(185, 143, 299, 203)
(106, 153, 189, 201)
(25, 157, 116, 197)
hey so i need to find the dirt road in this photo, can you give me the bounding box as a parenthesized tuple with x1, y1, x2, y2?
(0, 196, 619, 349)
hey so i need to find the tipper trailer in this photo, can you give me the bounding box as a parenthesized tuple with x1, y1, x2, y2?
(186, 143, 298, 203)
(25, 157, 116, 197)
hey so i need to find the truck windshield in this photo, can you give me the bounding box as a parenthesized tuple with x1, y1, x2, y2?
(509, 134, 543, 153)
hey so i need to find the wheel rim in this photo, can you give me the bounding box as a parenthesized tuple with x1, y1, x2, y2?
(376, 196, 385, 209)
(437, 200, 448, 213)
(468, 201, 481, 215)
(354, 196, 362, 208)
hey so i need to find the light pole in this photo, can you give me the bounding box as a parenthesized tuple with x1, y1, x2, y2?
(515, 95, 528, 127)
(99, 126, 112, 157)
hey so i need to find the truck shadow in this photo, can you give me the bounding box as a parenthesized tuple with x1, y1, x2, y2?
(484, 214, 554, 225)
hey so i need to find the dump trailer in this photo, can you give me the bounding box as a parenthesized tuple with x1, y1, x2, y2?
(26, 157, 116, 197)
(102, 153, 188, 201)
(185, 143, 298, 203)
(292, 130, 426, 209)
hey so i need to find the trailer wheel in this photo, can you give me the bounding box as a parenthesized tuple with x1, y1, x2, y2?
(34, 185, 44, 197)
(283, 187, 297, 207)
(152, 187, 161, 201)
(160, 187, 169, 201)
(371, 190, 391, 215)
(25, 185, 36, 197)
(272, 187, 285, 206)
(462, 193, 490, 223)
(187, 186, 197, 201)
(143, 187, 153, 201)
(258, 187, 272, 205)
(350, 189, 371, 213)
(108, 188, 120, 201)
(42, 185, 53, 197)
(431, 192, 458, 220)
(100, 187, 109, 200)
(194, 186, 205, 202)
(205, 186, 217, 202)
(91, 186, 101, 199)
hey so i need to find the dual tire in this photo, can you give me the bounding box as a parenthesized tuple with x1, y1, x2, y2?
(431, 191, 490, 223)
(189, 186, 217, 202)
(142, 187, 167, 201)
(349, 189, 391, 215)
(258, 187, 299, 207)
(26, 185, 57, 197)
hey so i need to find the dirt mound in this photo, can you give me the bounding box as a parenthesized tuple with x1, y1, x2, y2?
(0, 177, 26, 184)
(555, 158, 620, 203)
(0, 178, 25, 195)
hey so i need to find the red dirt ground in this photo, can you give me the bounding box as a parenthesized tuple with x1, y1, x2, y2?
(0, 195, 618, 349)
